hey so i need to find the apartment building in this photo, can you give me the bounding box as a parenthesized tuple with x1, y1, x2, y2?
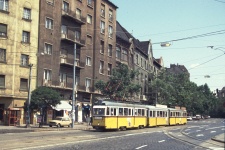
(116, 21, 155, 103)
(37, 0, 117, 122)
(0, 0, 39, 125)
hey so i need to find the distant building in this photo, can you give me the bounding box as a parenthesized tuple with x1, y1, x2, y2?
(166, 64, 190, 78)
(217, 87, 225, 98)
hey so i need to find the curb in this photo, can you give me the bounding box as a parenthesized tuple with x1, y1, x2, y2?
(211, 137, 225, 143)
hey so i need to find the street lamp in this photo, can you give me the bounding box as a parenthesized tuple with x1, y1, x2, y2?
(72, 43, 77, 128)
(26, 63, 33, 128)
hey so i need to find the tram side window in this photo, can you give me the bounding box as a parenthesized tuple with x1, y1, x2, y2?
(165, 112, 167, 117)
(170, 112, 173, 117)
(135, 109, 138, 116)
(111, 108, 116, 116)
(138, 109, 141, 116)
(153, 111, 156, 117)
(150, 111, 152, 117)
(124, 108, 128, 116)
(119, 108, 123, 116)
(107, 107, 109, 115)
(128, 109, 131, 116)
(142, 109, 145, 116)
(93, 108, 105, 115)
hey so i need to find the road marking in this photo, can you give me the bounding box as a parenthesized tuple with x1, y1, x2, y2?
(221, 128, 225, 130)
(136, 145, 147, 149)
(158, 140, 165, 143)
(178, 134, 183, 137)
(210, 131, 216, 133)
(205, 126, 224, 130)
(184, 129, 190, 131)
(196, 134, 204, 137)
(196, 130, 201, 132)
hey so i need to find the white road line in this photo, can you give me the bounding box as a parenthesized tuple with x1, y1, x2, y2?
(177, 134, 183, 137)
(158, 140, 165, 143)
(196, 134, 204, 137)
(136, 145, 147, 149)
(205, 126, 224, 130)
(196, 130, 201, 132)
(184, 129, 190, 131)
(210, 131, 216, 133)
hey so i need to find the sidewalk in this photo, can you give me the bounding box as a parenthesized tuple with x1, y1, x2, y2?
(211, 133, 225, 143)
(0, 123, 93, 134)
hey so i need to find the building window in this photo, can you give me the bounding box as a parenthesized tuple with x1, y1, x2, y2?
(62, 1, 69, 12)
(145, 61, 147, 69)
(46, 0, 54, 5)
(87, 14, 92, 24)
(0, 24, 7, 37)
(87, 0, 92, 6)
(108, 25, 113, 38)
(86, 56, 91, 66)
(108, 44, 112, 57)
(44, 43, 52, 55)
(76, 8, 81, 19)
(100, 40, 104, 54)
(109, 9, 113, 21)
(75, 30, 81, 42)
(0, 0, 8, 11)
(130, 54, 134, 64)
(61, 25, 67, 34)
(87, 35, 92, 45)
(23, 8, 31, 20)
(108, 63, 112, 76)
(85, 78, 91, 87)
(20, 78, 28, 90)
(21, 54, 29, 66)
(116, 46, 121, 59)
(99, 60, 104, 74)
(141, 58, 143, 67)
(44, 69, 52, 81)
(122, 48, 128, 61)
(45, 18, 53, 29)
(0, 75, 5, 88)
(136, 55, 139, 65)
(22, 31, 30, 43)
(100, 21, 105, 34)
(0, 48, 6, 62)
(101, 4, 105, 17)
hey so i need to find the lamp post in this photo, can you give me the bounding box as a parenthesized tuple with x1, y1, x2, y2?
(72, 43, 77, 128)
(26, 63, 33, 128)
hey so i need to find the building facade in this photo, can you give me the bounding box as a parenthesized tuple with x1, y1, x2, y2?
(0, 0, 39, 125)
(37, 0, 117, 122)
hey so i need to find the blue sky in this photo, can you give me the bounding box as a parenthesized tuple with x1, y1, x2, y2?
(112, 0, 225, 92)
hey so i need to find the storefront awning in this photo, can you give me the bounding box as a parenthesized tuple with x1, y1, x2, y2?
(52, 101, 72, 111)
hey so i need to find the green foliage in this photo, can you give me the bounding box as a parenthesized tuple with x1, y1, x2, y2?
(149, 69, 221, 117)
(95, 63, 141, 100)
(30, 86, 61, 111)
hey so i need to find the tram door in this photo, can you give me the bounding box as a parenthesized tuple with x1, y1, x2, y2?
(0, 104, 4, 124)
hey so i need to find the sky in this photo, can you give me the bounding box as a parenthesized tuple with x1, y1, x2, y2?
(112, 0, 225, 92)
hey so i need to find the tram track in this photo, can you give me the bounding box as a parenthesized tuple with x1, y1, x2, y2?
(165, 126, 224, 149)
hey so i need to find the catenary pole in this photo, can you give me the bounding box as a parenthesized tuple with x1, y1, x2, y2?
(72, 43, 77, 128)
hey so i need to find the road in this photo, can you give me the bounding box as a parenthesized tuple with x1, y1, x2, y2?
(1, 118, 224, 150)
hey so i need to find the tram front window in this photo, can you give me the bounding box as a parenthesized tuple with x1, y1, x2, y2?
(93, 108, 105, 116)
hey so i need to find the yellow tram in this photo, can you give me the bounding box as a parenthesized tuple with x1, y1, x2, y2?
(92, 100, 187, 130)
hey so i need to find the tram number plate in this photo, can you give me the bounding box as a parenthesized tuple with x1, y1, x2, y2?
(95, 117, 102, 120)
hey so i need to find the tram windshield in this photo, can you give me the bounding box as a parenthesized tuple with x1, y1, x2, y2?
(93, 108, 105, 116)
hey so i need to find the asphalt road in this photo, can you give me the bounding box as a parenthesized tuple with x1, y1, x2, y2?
(1, 118, 224, 150)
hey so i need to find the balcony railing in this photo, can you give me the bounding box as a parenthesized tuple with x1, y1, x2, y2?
(60, 57, 85, 68)
(62, 9, 86, 25)
(61, 32, 85, 47)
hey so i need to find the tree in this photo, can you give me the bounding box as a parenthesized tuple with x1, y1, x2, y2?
(30, 86, 61, 126)
(95, 63, 141, 100)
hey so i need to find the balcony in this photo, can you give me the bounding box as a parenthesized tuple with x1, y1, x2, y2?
(60, 57, 85, 69)
(61, 33, 85, 47)
(62, 9, 86, 25)
(43, 79, 52, 87)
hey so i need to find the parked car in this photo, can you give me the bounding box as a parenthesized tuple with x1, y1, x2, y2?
(49, 117, 72, 127)
(192, 115, 201, 120)
(187, 116, 193, 121)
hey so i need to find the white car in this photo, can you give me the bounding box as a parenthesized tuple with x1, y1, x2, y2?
(187, 116, 192, 121)
(49, 117, 72, 127)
